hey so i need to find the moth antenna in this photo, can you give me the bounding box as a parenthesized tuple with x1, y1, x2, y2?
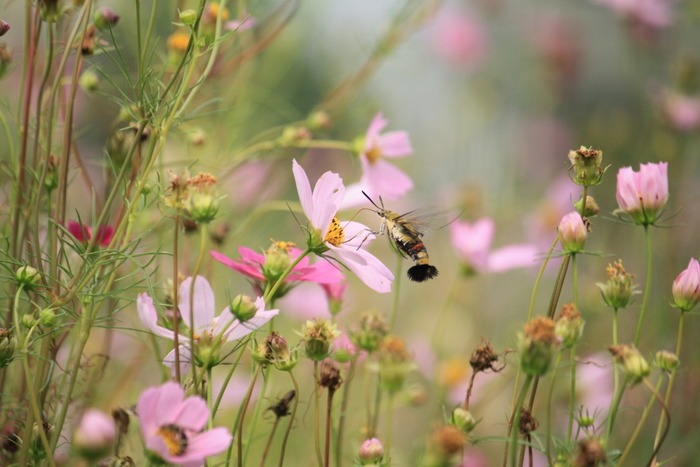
(362, 191, 383, 211)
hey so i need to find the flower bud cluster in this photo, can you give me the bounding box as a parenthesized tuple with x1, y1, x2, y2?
(597, 260, 637, 309)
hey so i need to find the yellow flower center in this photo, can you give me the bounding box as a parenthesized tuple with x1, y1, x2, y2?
(324, 217, 345, 246)
(157, 424, 188, 456)
(365, 145, 382, 164)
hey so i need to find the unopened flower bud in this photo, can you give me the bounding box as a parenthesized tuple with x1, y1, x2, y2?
(558, 211, 587, 254)
(351, 311, 389, 353)
(574, 195, 600, 217)
(186, 173, 220, 224)
(427, 425, 467, 462)
(230, 294, 257, 322)
(568, 146, 605, 186)
(575, 437, 607, 467)
(655, 350, 679, 373)
(72, 409, 116, 461)
(39, 308, 57, 327)
(279, 126, 311, 146)
(302, 319, 339, 361)
(179, 9, 197, 27)
(254, 332, 296, 371)
(188, 127, 206, 146)
(377, 336, 414, 393)
(263, 241, 294, 281)
(0, 19, 10, 37)
(451, 407, 477, 433)
(578, 410, 595, 428)
(21, 313, 36, 329)
(94, 7, 120, 30)
(16, 266, 41, 290)
(555, 303, 584, 348)
(307, 111, 332, 131)
(79, 69, 100, 92)
(597, 260, 637, 309)
(609, 345, 650, 385)
(518, 317, 559, 376)
(0, 329, 15, 368)
(358, 438, 384, 464)
(672, 258, 700, 312)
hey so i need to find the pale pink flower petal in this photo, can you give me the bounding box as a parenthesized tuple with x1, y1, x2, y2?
(165, 396, 208, 431)
(361, 160, 414, 200)
(365, 113, 388, 141)
(179, 276, 216, 331)
(328, 245, 393, 293)
(137, 294, 176, 340)
(223, 297, 279, 341)
(376, 131, 412, 157)
(487, 245, 538, 272)
(449, 218, 494, 271)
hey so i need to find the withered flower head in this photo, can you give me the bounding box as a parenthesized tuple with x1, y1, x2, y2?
(519, 407, 539, 435)
(470, 340, 501, 373)
(318, 359, 342, 393)
(574, 437, 607, 467)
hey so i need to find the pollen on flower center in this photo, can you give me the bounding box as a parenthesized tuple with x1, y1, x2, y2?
(365, 145, 382, 164)
(157, 424, 188, 456)
(324, 217, 345, 246)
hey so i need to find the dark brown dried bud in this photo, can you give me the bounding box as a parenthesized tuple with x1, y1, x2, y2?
(318, 360, 342, 393)
(111, 408, 130, 436)
(208, 222, 230, 246)
(519, 408, 539, 435)
(81, 25, 97, 55)
(470, 340, 501, 373)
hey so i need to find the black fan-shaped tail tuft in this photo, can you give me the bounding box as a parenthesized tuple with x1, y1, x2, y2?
(407, 264, 439, 282)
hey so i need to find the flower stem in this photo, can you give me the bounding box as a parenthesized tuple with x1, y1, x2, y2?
(567, 346, 577, 445)
(605, 375, 628, 442)
(633, 225, 652, 346)
(260, 418, 281, 467)
(172, 210, 182, 383)
(314, 361, 324, 467)
(335, 356, 357, 466)
(618, 374, 664, 465)
(325, 387, 337, 467)
(509, 375, 533, 467)
(278, 371, 300, 467)
(651, 311, 685, 463)
(545, 352, 563, 464)
(263, 248, 312, 305)
(230, 364, 261, 467)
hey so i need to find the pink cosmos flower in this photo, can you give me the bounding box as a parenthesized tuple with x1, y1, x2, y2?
(211, 245, 344, 287)
(226, 15, 256, 31)
(672, 258, 700, 312)
(292, 159, 393, 293)
(67, 221, 114, 247)
(615, 162, 668, 225)
(72, 409, 116, 461)
(432, 9, 487, 67)
(658, 90, 700, 131)
(343, 113, 413, 208)
(592, 0, 675, 29)
(138, 276, 278, 375)
(449, 218, 538, 274)
(137, 381, 232, 467)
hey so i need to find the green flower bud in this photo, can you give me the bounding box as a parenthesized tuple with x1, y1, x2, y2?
(518, 317, 559, 376)
(16, 266, 41, 290)
(0, 329, 15, 368)
(39, 308, 57, 327)
(597, 260, 638, 310)
(94, 7, 120, 30)
(230, 294, 257, 322)
(451, 407, 477, 434)
(555, 303, 584, 348)
(655, 350, 679, 373)
(377, 336, 414, 394)
(609, 345, 650, 385)
(568, 146, 606, 186)
(307, 111, 332, 131)
(79, 69, 100, 92)
(574, 195, 600, 217)
(179, 9, 197, 26)
(350, 311, 388, 353)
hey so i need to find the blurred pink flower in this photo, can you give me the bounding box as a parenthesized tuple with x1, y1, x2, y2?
(658, 90, 700, 131)
(531, 15, 581, 92)
(138, 276, 278, 375)
(344, 113, 413, 207)
(577, 353, 614, 423)
(137, 381, 231, 466)
(432, 9, 487, 67)
(615, 161, 668, 225)
(72, 409, 116, 461)
(211, 246, 344, 285)
(226, 15, 255, 31)
(450, 218, 538, 274)
(672, 258, 700, 312)
(592, 0, 675, 29)
(67, 221, 114, 247)
(293, 159, 393, 293)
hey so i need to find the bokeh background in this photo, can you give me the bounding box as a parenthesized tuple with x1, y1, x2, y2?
(1, 0, 699, 465)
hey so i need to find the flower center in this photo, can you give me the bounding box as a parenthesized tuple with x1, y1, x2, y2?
(365, 145, 382, 164)
(157, 424, 188, 456)
(324, 217, 345, 246)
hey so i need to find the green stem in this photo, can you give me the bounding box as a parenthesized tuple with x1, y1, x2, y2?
(278, 371, 300, 467)
(231, 364, 261, 467)
(263, 248, 312, 305)
(335, 356, 357, 466)
(325, 388, 336, 467)
(618, 374, 664, 465)
(612, 308, 619, 400)
(188, 226, 210, 391)
(260, 417, 281, 467)
(207, 366, 214, 429)
(509, 375, 533, 467)
(212, 342, 248, 417)
(385, 392, 395, 460)
(651, 312, 685, 461)
(314, 362, 324, 467)
(172, 210, 182, 383)
(633, 225, 652, 346)
(244, 368, 270, 464)
(567, 346, 577, 444)
(606, 375, 629, 442)
(545, 352, 563, 464)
